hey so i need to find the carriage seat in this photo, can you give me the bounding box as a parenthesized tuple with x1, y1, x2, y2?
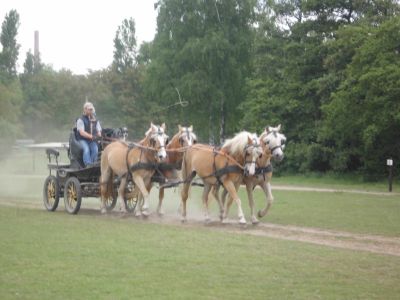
(68, 128, 85, 169)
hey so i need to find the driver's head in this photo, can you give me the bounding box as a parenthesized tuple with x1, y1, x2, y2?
(83, 102, 95, 117)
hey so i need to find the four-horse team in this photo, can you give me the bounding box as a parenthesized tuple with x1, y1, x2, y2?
(43, 113, 286, 225)
(99, 122, 286, 225)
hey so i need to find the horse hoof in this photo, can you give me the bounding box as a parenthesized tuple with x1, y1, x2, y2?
(157, 210, 165, 217)
(135, 211, 142, 218)
(181, 217, 187, 223)
(252, 218, 260, 225)
(239, 217, 247, 225)
(141, 210, 150, 217)
(100, 208, 107, 214)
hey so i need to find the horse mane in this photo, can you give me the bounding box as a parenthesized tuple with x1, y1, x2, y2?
(167, 131, 180, 149)
(222, 131, 255, 156)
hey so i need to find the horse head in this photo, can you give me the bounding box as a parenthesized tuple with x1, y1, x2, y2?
(223, 131, 262, 176)
(243, 134, 263, 176)
(260, 124, 286, 162)
(177, 125, 197, 147)
(146, 122, 169, 161)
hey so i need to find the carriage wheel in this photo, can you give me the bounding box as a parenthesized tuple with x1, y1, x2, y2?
(105, 186, 118, 212)
(43, 175, 60, 211)
(64, 177, 82, 214)
(124, 191, 138, 213)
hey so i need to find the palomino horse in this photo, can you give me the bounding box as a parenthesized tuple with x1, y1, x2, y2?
(180, 131, 263, 224)
(100, 123, 169, 216)
(220, 125, 286, 224)
(155, 125, 197, 216)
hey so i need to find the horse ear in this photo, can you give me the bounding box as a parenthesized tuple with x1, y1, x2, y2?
(267, 126, 272, 133)
(178, 124, 182, 131)
(247, 135, 253, 145)
(189, 125, 193, 131)
(161, 123, 166, 131)
(277, 124, 281, 131)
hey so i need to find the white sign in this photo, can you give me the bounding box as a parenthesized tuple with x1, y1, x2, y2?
(387, 159, 393, 166)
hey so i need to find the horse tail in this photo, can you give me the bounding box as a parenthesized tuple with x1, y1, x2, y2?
(106, 169, 114, 199)
(100, 148, 113, 200)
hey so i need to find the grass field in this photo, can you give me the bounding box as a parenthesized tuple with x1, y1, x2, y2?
(1, 152, 400, 299)
(1, 206, 399, 300)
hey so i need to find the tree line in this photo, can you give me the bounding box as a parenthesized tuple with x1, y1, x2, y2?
(0, 0, 399, 179)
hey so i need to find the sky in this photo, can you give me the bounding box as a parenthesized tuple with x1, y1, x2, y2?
(1, 0, 158, 74)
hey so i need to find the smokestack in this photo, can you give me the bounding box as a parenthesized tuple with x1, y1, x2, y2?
(34, 31, 39, 59)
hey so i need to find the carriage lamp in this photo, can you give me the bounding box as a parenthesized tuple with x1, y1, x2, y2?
(387, 158, 394, 192)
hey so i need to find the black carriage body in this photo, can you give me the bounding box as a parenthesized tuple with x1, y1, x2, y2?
(49, 164, 101, 198)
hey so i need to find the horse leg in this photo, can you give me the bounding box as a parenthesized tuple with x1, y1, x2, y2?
(202, 184, 212, 223)
(132, 174, 151, 217)
(258, 180, 274, 218)
(180, 181, 191, 223)
(118, 177, 128, 213)
(100, 167, 111, 214)
(211, 184, 224, 221)
(246, 182, 259, 224)
(135, 187, 143, 217)
(223, 180, 246, 224)
(157, 187, 165, 217)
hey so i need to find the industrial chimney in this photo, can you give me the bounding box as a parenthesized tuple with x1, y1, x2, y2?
(34, 30, 39, 59)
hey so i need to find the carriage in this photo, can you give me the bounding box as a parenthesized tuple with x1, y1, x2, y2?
(42, 127, 138, 214)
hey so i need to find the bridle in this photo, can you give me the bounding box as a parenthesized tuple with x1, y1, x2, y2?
(264, 131, 285, 155)
(243, 137, 262, 175)
(149, 126, 168, 159)
(178, 128, 196, 146)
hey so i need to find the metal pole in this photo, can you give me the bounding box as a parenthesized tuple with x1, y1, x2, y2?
(388, 164, 393, 192)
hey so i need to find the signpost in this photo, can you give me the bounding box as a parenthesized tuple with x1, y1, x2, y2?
(387, 158, 393, 192)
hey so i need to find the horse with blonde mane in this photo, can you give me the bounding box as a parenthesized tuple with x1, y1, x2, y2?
(219, 125, 286, 224)
(155, 125, 197, 216)
(100, 123, 169, 216)
(181, 131, 263, 224)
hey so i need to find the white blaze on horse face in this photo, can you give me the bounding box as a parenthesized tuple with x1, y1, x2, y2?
(244, 136, 261, 176)
(179, 126, 196, 146)
(156, 133, 167, 161)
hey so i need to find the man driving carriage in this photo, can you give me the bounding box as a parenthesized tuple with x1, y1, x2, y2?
(76, 102, 102, 167)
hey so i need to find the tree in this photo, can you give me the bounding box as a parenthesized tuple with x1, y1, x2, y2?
(144, 0, 256, 143)
(112, 18, 137, 73)
(0, 9, 20, 78)
(241, 0, 400, 175)
(320, 16, 400, 177)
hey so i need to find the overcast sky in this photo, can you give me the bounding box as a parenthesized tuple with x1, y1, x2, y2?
(1, 0, 157, 74)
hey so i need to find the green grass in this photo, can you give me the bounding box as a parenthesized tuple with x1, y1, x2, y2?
(271, 173, 392, 192)
(0, 206, 399, 300)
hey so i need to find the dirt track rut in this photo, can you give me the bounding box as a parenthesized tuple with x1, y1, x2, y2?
(1, 196, 399, 257)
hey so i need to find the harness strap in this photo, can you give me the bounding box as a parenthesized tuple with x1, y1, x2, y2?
(255, 164, 273, 175)
(130, 162, 158, 172)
